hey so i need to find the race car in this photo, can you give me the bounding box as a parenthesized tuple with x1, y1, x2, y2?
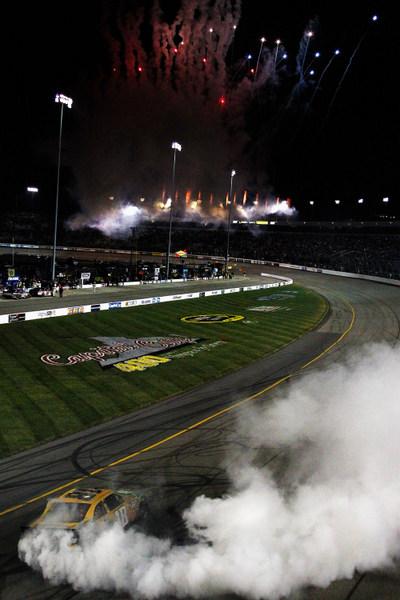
(28, 287, 54, 297)
(2, 287, 31, 299)
(28, 487, 144, 539)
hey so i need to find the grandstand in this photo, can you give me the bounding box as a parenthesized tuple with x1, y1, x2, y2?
(1, 212, 400, 285)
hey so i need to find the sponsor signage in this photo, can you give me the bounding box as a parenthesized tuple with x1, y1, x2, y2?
(124, 300, 138, 307)
(91, 304, 101, 312)
(38, 309, 56, 319)
(165, 340, 225, 360)
(2, 276, 294, 328)
(181, 314, 244, 323)
(67, 306, 85, 315)
(8, 312, 26, 323)
(258, 292, 298, 301)
(114, 355, 170, 373)
(81, 272, 91, 280)
(40, 336, 198, 369)
(109, 301, 122, 309)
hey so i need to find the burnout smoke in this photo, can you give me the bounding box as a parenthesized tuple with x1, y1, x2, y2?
(19, 342, 400, 598)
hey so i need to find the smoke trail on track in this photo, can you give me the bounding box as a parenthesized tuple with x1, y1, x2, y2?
(20, 342, 400, 598)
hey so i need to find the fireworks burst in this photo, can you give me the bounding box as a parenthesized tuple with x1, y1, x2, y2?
(71, 0, 295, 227)
(67, 1, 377, 236)
(75, 1, 248, 209)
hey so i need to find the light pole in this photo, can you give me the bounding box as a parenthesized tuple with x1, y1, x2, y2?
(11, 187, 39, 267)
(129, 225, 138, 280)
(26, 186, 39, 215)
(225, 169, 236, 276)
(52, 93, 73, 282)
(166, 141, 182, 280)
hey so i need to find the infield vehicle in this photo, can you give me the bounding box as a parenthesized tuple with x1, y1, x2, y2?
(2, 286, 31, 299)
(28, 487, 144, 539)
(28, 287, 54, 297)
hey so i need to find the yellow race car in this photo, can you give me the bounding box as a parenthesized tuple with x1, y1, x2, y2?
(28, 487, 144, 539)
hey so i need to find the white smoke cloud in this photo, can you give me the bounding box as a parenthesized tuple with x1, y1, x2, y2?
(66, 196, 297, 238)
(19, 342, 400, 598)
(237, 199, 297, 220)
(67, 203, 150, 237)
(66, 199, 225, 236)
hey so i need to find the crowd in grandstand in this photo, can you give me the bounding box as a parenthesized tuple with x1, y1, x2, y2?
(1, 214, 400, 289)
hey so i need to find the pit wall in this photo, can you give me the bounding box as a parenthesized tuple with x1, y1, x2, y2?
(3, 243, 400, 326)
(0, 277, 293, 326)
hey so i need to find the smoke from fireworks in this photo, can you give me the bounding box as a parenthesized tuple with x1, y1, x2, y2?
(67, 203, 149, 237)
(67, 194, 296, 237)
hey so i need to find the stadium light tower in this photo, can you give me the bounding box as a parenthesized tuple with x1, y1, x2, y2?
(52, 93, 73, 282)
(166, 141, 182, 280)
(225, 169, 236, 276)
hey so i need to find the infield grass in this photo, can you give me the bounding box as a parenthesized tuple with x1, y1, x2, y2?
(0, 285, 328, 458)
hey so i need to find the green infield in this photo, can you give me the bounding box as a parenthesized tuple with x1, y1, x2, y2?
(0, 285, 328, 458)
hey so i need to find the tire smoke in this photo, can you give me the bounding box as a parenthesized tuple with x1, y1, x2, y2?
(20, 342, 400, 598)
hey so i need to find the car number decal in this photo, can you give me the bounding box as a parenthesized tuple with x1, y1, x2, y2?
(116, 505, 128, 528)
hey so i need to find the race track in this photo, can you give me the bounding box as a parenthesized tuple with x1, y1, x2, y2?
(1, 265, 400, 600)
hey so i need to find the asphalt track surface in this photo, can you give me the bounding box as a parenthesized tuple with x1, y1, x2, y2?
(1, 264, 400, 599)
(0, 274, 268, 316)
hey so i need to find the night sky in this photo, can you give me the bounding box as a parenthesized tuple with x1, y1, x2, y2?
(3, 0, 398, 224)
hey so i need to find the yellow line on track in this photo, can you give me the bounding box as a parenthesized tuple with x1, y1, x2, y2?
(0, 300, 356, 519)
(301, 298, 356, 370)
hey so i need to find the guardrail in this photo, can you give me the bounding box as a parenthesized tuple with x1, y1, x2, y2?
(257, 261, 400, 288)
(3, 241, 399, 326)
(1, 241, 400, 287)
(0, 277, 293, 326)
